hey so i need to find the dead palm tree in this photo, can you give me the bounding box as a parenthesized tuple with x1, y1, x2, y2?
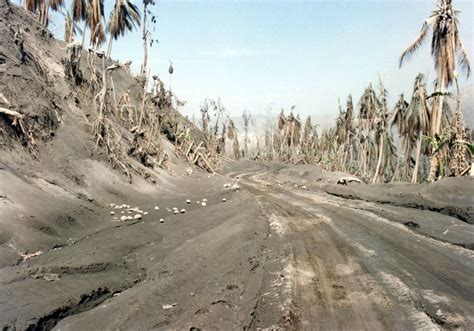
(141, 0, 155, 77)
(65, 0, 86, 44)
(107, 0, 141, 57)
(405, 74, 431, 183)
(24, 0, 64, 26)
(358, 84, 378, 176)
(399, 0, 471, 136)
(373, 77, 390, 183)
(391, 94, 410, 180)
(86, 0, 105, 47)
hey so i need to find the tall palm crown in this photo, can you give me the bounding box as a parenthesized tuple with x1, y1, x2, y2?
(87, 0, 105, 45)
(24, 0, 64, 26)
(400, 0, 471, 88)
(108, 0, 141, 40)
(405, 74, 431, 139)
(72, 0, 87, 21)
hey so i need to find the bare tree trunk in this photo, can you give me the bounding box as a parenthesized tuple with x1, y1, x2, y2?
(81, 20, 87, 47)
(107, 38, 113, 58)
(141, 2, 148, 77)
(98, 55, 107, 116)
(411, 137, 422, 183)
(428, 79, 445, 182)
(373, 133, 384, 183)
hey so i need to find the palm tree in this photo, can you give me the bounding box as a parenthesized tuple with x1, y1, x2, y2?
(141, 0, 155, 77)
(86, 0, 106, 47)
(24, 0, 64, 26)
(107, 0, 141, 57)
(391, 94, 410, 179)
(399, 0, 471, 137)
(65, 0, 86, 44)
(405, 74, 431, 183)
(358, 84, 378, 176)
(373, 77, 390, 183)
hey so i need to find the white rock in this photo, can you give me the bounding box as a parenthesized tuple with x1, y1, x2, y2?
(230, 183, 241, 191)
(201, 201, 207, 206)
(110, 211, 115, 215)
(202, 198, 208, 202)
(162, 303, 176, 310)
(154, 206, 160, 210)
(127, 216, 133, 220)
(174, 210, 179, 214)
(159, 218, 164, 223)
(302, 185, 307, 189)
(196, 201, 200, 204)
(186, 199, 191, 204)
(180, 209, 186, 214)
(109, 203, 115, 207)
(143, 212, 149, 215)
(120, 216, 128, 221)
(120, 211, 125, 214)
(133, 214, 142, 220)
(222, 198, 227, 202)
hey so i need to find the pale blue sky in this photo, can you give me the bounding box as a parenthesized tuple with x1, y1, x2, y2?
(25, 0, 474, 120)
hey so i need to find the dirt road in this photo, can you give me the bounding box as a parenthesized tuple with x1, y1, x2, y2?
(228, 162, 474, 330)
(1, 162, 473, 330)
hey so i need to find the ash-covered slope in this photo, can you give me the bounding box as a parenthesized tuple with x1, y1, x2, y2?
(0, 1, 207, 266)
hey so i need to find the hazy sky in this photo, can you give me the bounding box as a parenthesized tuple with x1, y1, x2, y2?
(38, 0, 474, 120)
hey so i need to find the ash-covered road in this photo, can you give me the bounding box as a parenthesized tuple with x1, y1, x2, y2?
(228, 162, 474, 330)
(1, 162, 473, 330)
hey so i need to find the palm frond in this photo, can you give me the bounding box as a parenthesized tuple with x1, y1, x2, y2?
(456, 38, 471, 78)
(108, 0, 141, 40)
(400, 20, 430, 68)
(72, 0, 87, 21)
(49, 0, 64, 11)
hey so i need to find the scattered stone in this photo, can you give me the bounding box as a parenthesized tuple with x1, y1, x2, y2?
(336, 177, 363, 185)
(154, 206, 159, 210)
(222, 198, 227, 202)
(109, 203, 115, 207)
(120, 216, 127, 221)
(159, 218, 164, 223)
(301, 185, 307, 190)
(113, 217, 118, 220)
(180, 208, 186, 214)
(202, 198, 208, 202)
(230, 183, 241, 191)
(174, 210, 179, 215)
(186, 199, 191, 204)
(110, 211, 115, 215)
(143, 211, 149, 215)
(127, 216, 133, 220)
(201, 201, 207, 207)
(196, 201, 200, 204)
(162, 303, 177, 310)
(43, 273, 60, 281)
(120, 211, 125, 214)
(133, 214, 142, 220)
(224, 183, 231, 188)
